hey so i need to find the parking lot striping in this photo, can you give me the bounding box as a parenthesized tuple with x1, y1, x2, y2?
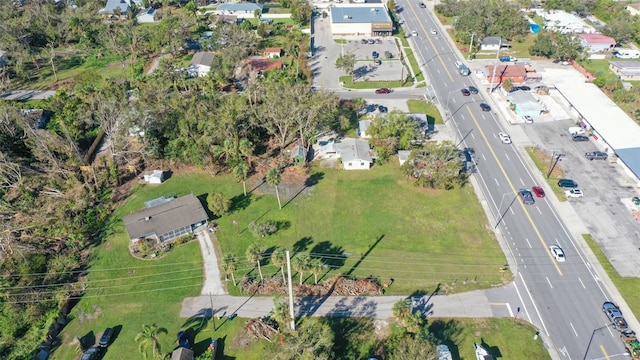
(482, 114, 486, 120)
(505, 302, 514, 317)
(578, 277, 586, 289)
(463, 107, 563, 276)
(546, 276, 553, 289)
(570, 322, 579, 337)
(525, 238, 533, 248)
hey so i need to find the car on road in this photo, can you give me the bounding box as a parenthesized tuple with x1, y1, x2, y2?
(498, 132, 512, 144)
(518, 189, 535, 205)
(81, 347, 101, 360)
(532, 186, 545, 198)
(419, 2, 426, 7)
(430, 28, 437, 35)
(468, 85, 478, 94)
(603, 301, 629, 331)
(372, 51, 379, 59)
(378, 105, 388, 112)
(565, 188, 584, 198)
(557, 179, 578, 188)
(585, 151, 608, 160)
(479, 103, 491, 111)
(523, 115, 534, 124)
(549, 245, 565, 262)
(572, 135, 589, 142)
(411, 30, 418, 37)
(461, 88, 471, 96)
(361, 39, 368, 44)
(375, 88, 391, 94)
(374, 59, 381, 65)
(99, 328, 113, 347)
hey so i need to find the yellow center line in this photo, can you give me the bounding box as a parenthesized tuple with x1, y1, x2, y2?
(464, 107, 563, 276)
(405, 3, 454, 82)
(599, 344, 610, 359)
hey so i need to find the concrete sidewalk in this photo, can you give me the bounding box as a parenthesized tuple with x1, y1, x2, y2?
(180, 290, 495, 320)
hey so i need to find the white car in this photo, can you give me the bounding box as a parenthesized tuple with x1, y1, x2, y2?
(565, 189, 584, 198)
(430, 28, 437, 35)
(549, 245, 566, 262)
(498, 132, 512, 144)
(523, 115, 534, 124)
(411, 30, 418, 37)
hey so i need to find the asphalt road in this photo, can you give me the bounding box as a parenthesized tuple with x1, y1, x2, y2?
(395, 2, 628, 359)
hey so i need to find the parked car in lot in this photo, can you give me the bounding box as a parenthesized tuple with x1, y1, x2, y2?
(479, 103, 491, 111)
(468, 85, 478, 94)
(384, 51, 392, 59)
(375, 88, 391, 94)
(572, 135, 589, 142)
(378, 105, 388, 112)
(518, 189, 535, 204)
(585, 151, 608, 160)
(557, 179, 578, 188)
(367, 39, 375, 44)
(375, 39, 382, 44)
(522, 115, 534, 124)
(461, 88, 471, 96)
(531, 186, 545, 198)
(498, 132, 512, 144)
(99, 328, 113, 347)
(372, 51, 379, 59)
(361, 39, 368, 44)
(565, 188, 584, 198)
(549, 245, 565, 262)
(374, 59, 381, 65)
(603, 301, 629, 331)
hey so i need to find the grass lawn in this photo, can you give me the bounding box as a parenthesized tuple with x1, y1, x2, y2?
(334, 38, 347, 44)
(404, 46, 426, 83)
(407, 99, 444, 124)
(14, 58, 129, 90)
(583, 234, 640, 321)
(525, 147, 567, 201)
(339, 75, 413, 89)
(579, 59, 613, 78)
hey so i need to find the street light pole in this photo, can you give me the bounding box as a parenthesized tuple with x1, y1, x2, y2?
(468, 32, 476, 59)
(488, 38, 502, 93)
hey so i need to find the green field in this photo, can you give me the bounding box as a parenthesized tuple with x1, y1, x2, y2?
(525, 147, 567, 201)
(407, 99, 444, 124)
(339, 75, 413, 89)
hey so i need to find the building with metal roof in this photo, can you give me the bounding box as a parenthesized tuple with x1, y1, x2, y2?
(335, 138, 374, 170)
(609, 61, 640, 81)
(330, 4, 392, 37)
(217, 3, 263, 14)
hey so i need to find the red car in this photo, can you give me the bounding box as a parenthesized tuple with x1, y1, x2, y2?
(532, 186, 545, 198)
(375, 88, 391, 94)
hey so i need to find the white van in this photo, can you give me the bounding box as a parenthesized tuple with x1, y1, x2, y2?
(568, 126, 586, 135)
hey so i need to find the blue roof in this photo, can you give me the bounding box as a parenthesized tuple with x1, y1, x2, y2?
(615, 147, 640, 181)
(217, 3, 263, 12)
(331, 5, 392, 23)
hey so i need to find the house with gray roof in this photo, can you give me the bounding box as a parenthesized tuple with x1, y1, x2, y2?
(330, 3, 393, 37)
(610, 61, 640, 81)
(217, 3, 263, 15)
(123, 194, 208, 243)
(479, 36, 510, 51)
(189, 52, 215, 77)
(335, 138, 374, 170)
(98, 0, 132, 16)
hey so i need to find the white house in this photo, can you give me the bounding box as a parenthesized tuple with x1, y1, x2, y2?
(264, 47, 281, 58)
(336, 138, 373, 170)
(143, 170, 165, 184)
(479, 37, 510, 51)
(136, 8, 157, 23)
(189, 52, 215, 77)
(358, 120, 371, 138)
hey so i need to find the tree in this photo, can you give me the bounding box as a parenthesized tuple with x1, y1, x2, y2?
(271, 295, 292, 331)
(222, 253, 238, 286)
(271, 248, 288, 282)
(502, 78, 514, 92)
(309, 258, 323, 284)
(134, 323, 168, 360)
(233, 163, 250, 196)
(246, 242, 266, 281)
(272, 318, 334, 359)
(401, 141, 467, 190)
(266, 167, 282, 209)
(293, 253, 312, 284)
(207, 192, 231, 217)
(386, 333, 437, 359)
(248, 220, 277, 238)
(253, 9, 262, 20)
(529, 32, 556, 58)
(391, 300, 426, 334)
(335, 54, 357, 75)
(351, 97, 366, 111)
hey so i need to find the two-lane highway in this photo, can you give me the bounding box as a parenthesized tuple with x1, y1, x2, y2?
(397, 1, 628, 358)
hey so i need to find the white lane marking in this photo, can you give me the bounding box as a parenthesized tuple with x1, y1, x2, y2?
(570, 322, 578, 337)
(546, 276, 553, 289)
(537, 206, 542, 215)
(578, 277, 586, 289)
(519, 178, 525, 186)
(460, 114, 465, 120)
(505, 154, 510, 161)
(470, 132, 475, 139)
(482, 154, 486, 161)
(482, 114, 486, 120)
(451, 97, 455, 103)
(513, 281, 533, 324)
(525, 238, 532, 248)
(494, 178, 499, 186)
(509, 207, 515, 215)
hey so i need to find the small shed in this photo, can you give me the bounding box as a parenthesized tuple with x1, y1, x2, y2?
(358, 120, 371, 138)
(264, 47, 282, 58)
(136, 8, 157, 23)
(143, 170, 165, 184)
(291, 144, 307, 166)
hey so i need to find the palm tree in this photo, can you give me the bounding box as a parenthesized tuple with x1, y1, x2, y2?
(271, 248, 287, 282)
(246, 243, 266, 281)
(293, 253, 312, 285)
(134, 323, 168, 360)
(233, 163, 250, 196)
(221, 253, 238, 286)
(266, 167, 282, 209)
(309, 258, 324, 284)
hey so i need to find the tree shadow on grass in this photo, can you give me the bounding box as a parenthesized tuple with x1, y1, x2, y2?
(182, 308, 211, 336)
(323, 317, 376, 358)
(428, 319, 463, 359)
(281, 172, 325, 209)
(229, 193, 253, 213)
(309, 241, 346, 282)
(293, 236, 313, 253)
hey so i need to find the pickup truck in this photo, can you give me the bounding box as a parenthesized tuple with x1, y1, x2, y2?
(585, 151, 608, 160)
(603, 301, 629, 331)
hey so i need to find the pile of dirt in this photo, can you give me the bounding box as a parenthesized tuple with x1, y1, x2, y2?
(239, 275, 383, 296)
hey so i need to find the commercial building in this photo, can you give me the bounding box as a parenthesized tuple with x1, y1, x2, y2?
(578, 33, 616, 54)
(610, 61, 640, 81)
(483, 64, 527, 84)
(330, 4, 393, 37)
(537, 9, 595, 34)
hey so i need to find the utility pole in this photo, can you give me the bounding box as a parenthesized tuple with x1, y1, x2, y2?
(468, 32, 476, 59)
(547, 151, 563, 179)
(488, 38, 502, 93)
(285, 251, 296, 331)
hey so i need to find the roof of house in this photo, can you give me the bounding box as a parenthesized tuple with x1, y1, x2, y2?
(217, 3, 263, 12)
(264, 47, 281, 53)
(578, 33, 616, 44)
(137, 7, 156, 17)
(335, 138, 372, 163)
(539, 9, 592, 30)
(190, 52, 215, 67)
(99, 0, 131, 14)
(246, 58, 283, 72)
(485, 64, 527, 78)
(171, 347, 194, 360)
(122, 194, 208, 240)
(610, 61, 640, 75)
(330, 4, 392, 24)
(480, 36, 510, 46)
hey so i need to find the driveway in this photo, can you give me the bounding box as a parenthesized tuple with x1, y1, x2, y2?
(196, 229, 226, 295)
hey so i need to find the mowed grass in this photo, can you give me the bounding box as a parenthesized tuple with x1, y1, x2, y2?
(525, 147, 567, 201)
(407, 99, 444, 124)
(583, 234, 640, 321)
